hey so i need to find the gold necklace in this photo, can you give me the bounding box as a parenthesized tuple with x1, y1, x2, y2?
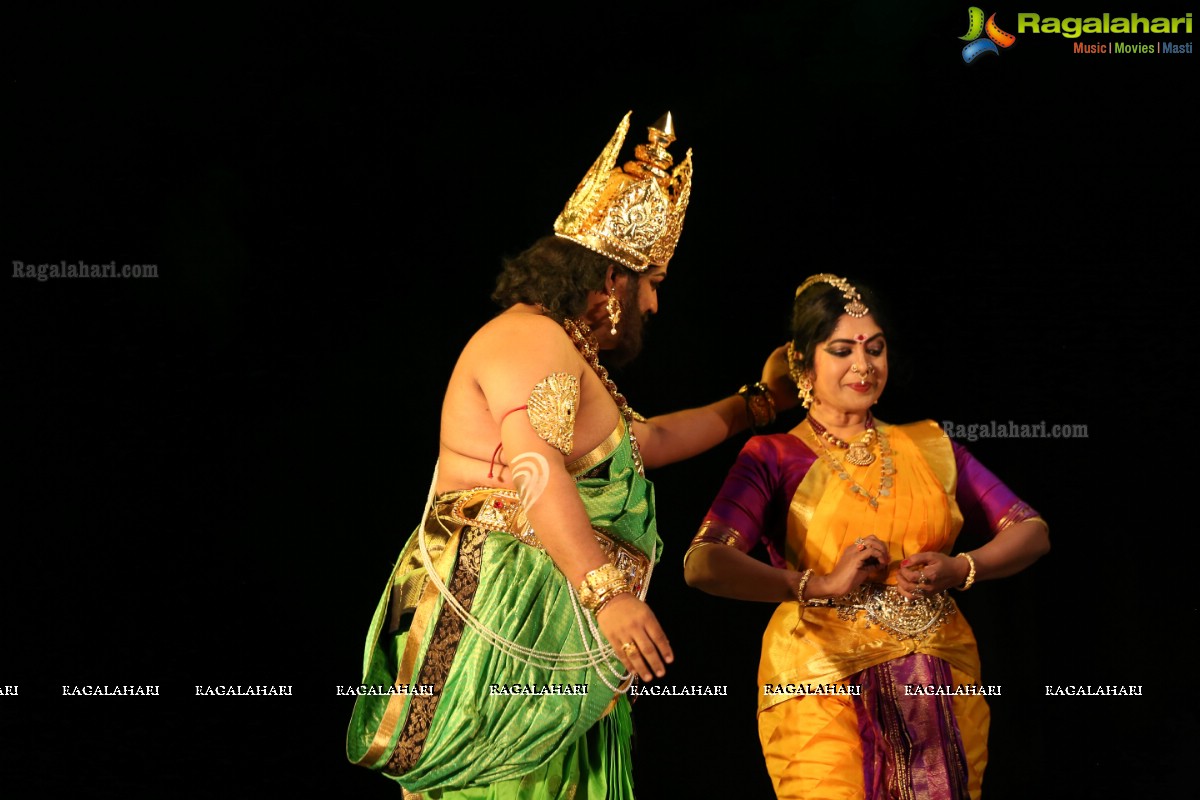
(808, 419, 894, 508)
(807, 413, 877, 466)
(562, 317, 644, 475)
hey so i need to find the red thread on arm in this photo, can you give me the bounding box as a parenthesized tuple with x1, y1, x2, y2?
(488, 405, 529, 478)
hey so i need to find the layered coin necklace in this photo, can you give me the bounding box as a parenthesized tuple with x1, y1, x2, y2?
(562, 317, 644, 475)
(807, 415, 894, 508)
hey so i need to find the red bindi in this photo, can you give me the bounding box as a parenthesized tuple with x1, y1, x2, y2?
(855, 334, 866, 341)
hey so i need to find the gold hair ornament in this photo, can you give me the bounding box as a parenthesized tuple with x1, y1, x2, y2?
(795, 274, 869, 318)
(554, 111, 693, 272)
(786, 342, 814, 409)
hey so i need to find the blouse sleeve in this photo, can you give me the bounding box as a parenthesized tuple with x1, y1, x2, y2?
(953, 441, 1047, 540)
(685, 435, 812, 569)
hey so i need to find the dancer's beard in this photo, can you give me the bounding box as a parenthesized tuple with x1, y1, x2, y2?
(605, 285, 647, 369)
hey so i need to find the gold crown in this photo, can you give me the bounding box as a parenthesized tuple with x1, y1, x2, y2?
(553, 111, 693, 272)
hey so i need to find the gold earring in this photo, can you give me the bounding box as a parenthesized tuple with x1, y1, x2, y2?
(797, 375, 814, 409)
(606, 293, 622, 336)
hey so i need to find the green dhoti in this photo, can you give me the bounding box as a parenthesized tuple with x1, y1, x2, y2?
(347, 422, 656, 797)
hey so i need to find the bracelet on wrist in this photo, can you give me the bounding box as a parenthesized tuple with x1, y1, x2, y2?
(955, 552, 977, 591)
(795, 568, 814, 604)
(738, 381, 777, 432)
(591, 590, 629, 615)
(578, 563, 631, 611)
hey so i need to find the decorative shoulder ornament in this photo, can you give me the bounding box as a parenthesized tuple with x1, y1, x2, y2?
(526, 373, 579, 455)
(795, 273, 869, 318)
(553, 111, 693, 272)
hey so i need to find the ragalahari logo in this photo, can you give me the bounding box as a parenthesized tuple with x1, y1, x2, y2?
(961, 8, 1017, 62)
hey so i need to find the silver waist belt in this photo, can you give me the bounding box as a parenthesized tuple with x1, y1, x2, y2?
(803, 583, 955, 642)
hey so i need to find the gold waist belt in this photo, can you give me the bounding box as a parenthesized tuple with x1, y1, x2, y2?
(804, 583, 955, 642)
(445, 488, 649, 598)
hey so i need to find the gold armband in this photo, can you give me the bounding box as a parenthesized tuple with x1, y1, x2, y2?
(526, 373, 579, 455)
(578, 563, 630, 613)
(995, 500, 1048, 534)
(683, 520, 748, 567)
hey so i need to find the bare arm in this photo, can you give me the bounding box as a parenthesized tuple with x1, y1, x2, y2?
(636, 345, 797, 469)
(686, 535, 892, 602)
(897, 519, 1050, 598)
(684, 544, 800, 603)
(476, 316, 673, 680)
(964, 519, 1050, 580)
(635, 395, 747, 469)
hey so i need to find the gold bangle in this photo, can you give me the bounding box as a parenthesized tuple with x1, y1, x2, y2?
(591, 588, 631, 615)
(795, 568, 814, 604)
(955, 552, 977, 591)
(578, 563, 630, 611)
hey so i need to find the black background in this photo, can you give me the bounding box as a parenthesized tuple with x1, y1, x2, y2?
(6, 3, 1197, 797)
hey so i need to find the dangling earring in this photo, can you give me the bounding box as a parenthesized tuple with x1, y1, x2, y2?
(606, 292, 622, 336)
(786, 342, 814, 409)
(797, 375, 814, 409)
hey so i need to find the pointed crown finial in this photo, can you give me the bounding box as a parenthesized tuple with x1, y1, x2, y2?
(553, 110, 693, 271)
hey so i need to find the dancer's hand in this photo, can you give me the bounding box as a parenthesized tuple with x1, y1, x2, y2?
(596, 594, 673, 682)
(897, 552, 969, 599)
(761, 344, 799, 413)
(807, 535, 890, 599)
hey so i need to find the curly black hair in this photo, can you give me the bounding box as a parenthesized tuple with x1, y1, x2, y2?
(492, 235, 639, 321)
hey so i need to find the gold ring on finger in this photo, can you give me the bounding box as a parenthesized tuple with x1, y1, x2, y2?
(621, 642, 638, 656)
